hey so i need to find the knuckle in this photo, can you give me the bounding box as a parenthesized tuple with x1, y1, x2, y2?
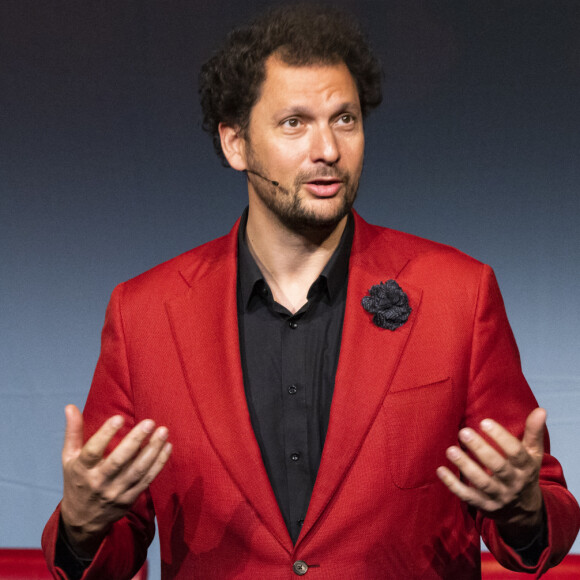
(115, 491, 138, 510)
(97, 488, 120, 507)
(86, 471, 105, 492)
(464, 494, 480, 507)
(84, 449, 100, 463)
(157, 450, 171, 467)
(140, 474, 155, 488)
(107, 457, 124, 473)
(486, 501, 501, 513)
(492, 461, 509, 477)
(498, 488, 516, 506)
(479, 479, 496, 496)
(68, 460, 85, 478)
(131, 466, 148, 481)
(116, 497, 133, 510)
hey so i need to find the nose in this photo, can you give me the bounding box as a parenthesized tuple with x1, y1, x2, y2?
(310, 124, 340, 165)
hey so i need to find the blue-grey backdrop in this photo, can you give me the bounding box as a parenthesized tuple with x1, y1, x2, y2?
(2, 1, 579, 577)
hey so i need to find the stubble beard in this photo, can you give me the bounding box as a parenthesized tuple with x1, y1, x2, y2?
(246, 156, 361, 235)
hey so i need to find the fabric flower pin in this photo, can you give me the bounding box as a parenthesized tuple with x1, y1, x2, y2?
(361, 280, 412, 330)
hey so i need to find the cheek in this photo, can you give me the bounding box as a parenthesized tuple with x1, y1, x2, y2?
(354, 132, 365, 156)
(269, 142, 309, 173)
(343, 138, 365, 173)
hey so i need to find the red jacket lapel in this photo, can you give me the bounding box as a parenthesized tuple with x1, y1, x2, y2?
(297, 212, 423, 547)
(164, 219, 293, 553)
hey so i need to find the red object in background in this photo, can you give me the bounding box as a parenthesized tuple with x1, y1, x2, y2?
(481, 551, 580, 579)
(0, 549, 147, 579)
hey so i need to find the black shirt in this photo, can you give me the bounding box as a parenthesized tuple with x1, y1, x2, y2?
(237, 210, 353, 543)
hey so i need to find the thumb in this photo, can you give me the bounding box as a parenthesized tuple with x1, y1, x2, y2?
(62, 404, 84, 462)
(522, 407, 546, 459)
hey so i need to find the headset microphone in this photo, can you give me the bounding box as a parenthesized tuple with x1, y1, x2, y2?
(244, 169, 279, 187)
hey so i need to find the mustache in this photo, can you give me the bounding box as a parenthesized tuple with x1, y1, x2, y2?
(295, 168, 348, 183)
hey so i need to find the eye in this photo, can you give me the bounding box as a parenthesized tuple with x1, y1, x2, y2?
(282, 117, 302, 128)
(337, 113, 355, 125)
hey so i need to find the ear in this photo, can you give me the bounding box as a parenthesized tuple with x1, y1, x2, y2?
(218, 123, 247, 171)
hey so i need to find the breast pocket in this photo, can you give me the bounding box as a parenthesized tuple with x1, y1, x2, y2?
(382, 378, 460, 489)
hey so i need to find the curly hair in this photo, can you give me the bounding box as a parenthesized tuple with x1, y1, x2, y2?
(199, 3, 383, 165)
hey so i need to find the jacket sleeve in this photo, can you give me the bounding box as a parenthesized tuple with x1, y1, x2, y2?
(42, 284, 156, 580)
(466, 265, 580, 575)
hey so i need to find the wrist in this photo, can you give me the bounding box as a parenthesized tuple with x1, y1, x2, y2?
(496, 496, 545, 549)
(59, 513, 109, 559)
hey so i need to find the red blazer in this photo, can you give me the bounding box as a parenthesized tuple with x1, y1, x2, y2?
(43, 212, 580, 579)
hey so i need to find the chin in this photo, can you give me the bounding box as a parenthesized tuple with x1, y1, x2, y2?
(252, 174, 359, 233)
(280, 197, 354, 232)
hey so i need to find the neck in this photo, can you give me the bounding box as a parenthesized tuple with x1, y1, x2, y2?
(245, 206, 347, 313)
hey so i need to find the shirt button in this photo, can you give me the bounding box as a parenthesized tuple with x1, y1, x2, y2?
(290, 453, 300, 462)
(289, 320, 298, 329)
(288, 385, 297, 395)
(293, 560, 309, 575)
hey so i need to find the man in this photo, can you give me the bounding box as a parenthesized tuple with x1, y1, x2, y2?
(43, 5, 579, 579)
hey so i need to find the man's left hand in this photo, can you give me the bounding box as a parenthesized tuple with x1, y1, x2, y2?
(436, 407, 546, 548)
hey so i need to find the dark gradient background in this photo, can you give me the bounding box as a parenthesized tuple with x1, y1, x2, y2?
(1, 1, 579, 575)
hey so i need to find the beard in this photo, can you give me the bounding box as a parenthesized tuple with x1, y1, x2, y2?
(245, 151, 361, 234)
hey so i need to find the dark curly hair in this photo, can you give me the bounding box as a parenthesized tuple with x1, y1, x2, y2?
(199, 3, 383, 165)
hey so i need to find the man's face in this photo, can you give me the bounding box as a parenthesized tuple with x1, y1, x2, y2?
(241, 55, 365, 232)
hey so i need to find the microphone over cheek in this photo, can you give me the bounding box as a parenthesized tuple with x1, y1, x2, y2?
(244, 169, 279, 187)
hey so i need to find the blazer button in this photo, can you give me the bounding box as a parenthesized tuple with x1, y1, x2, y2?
(293, 560, 309, 575)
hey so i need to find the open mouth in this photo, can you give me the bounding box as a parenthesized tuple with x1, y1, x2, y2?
(308, 179, 340, 185)
(305, 179, 343, 197)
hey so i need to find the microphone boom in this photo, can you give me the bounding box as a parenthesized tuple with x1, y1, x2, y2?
(244, 169, 279, 187)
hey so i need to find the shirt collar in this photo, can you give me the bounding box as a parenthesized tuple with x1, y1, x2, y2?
(237, 208, 353, 308)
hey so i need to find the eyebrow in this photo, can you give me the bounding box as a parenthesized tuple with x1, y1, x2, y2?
(275, 102, 361, 119)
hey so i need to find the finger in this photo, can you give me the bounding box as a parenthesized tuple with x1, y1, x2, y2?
(436, 465, 499, 512)
(458, 428, 515, 482)
(522, 408, 546, 458)
(445, 444, 504, 496)
(116, 441, 172, 507)
(115, 427, 169, 487)
(79, 414, 125, 469)
(99, 419, 157, 478)
(62, 405, 84, 462)
(477, 420, 530, 470)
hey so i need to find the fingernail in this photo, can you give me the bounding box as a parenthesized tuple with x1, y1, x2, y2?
(141, 419, 155, 433)
(481, 419, 493, 432)
(447, 447, 460, 459)
(460, 428, 473, 442)
(157, 427, 168, 440)
(111, 415, 124, 428)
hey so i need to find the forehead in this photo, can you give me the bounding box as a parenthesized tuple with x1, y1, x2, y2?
(253, 55, 361, 116)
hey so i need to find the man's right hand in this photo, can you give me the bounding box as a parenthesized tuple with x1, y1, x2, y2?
(59, 404, 172, 558)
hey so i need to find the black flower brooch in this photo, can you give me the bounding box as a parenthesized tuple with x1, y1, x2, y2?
(361, 280, 412, 330)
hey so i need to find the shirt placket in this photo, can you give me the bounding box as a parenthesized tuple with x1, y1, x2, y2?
(281, 311, 311, 543)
